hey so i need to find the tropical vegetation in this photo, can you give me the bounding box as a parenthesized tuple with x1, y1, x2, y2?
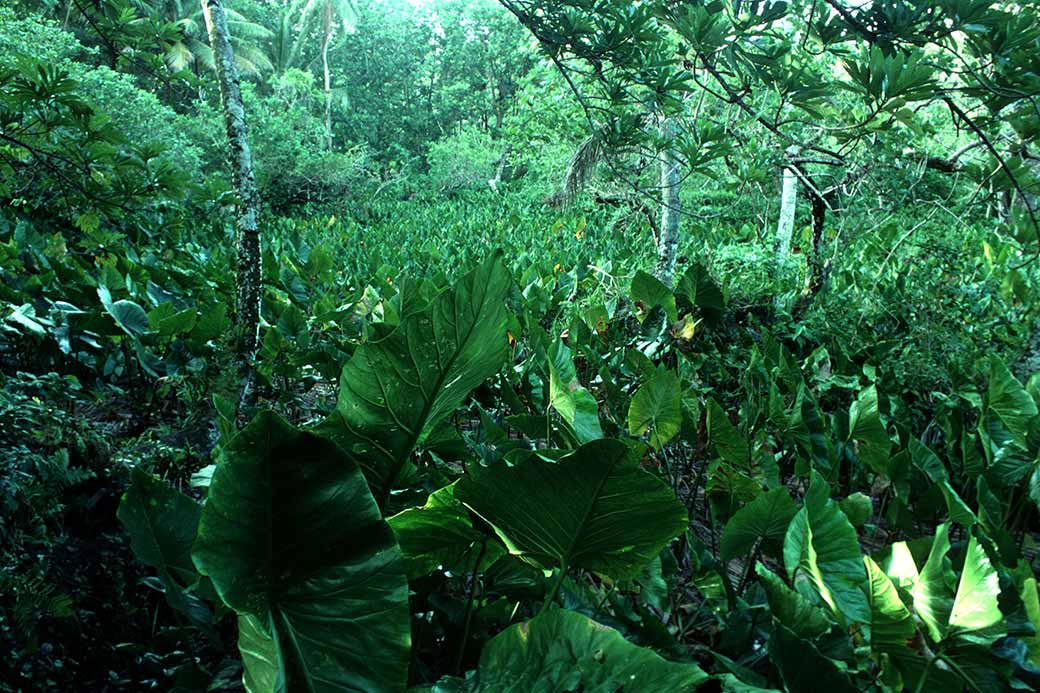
(2, 0, 1040, 691)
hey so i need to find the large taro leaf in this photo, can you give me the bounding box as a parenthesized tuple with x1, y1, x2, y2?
(768, 622, 857, 693)
(783, 477, 870, 629)
(548, 339, 603, 444)
(910, 523, 955, 643)
(907, 438, 975, 526)
(388, 482, 503, 579)
(881, 540, 920, 592)
(948, 533, 1005, 640)
(675, 262, 724, 324)
(757, 565, 832, 639)
(238, 613, 282, 693)
(455, 439, 687, 580)
(787, 386, 834, 475)
(903, 524, 1005, 646)
(191, 412, 410, 693)
(984, 358, 1040, 496)
(864, 556, 914, 651)
(847, 385, 890, 475)
(896, 527, 1011, 691)
(98, 285, 150, 337)
(117, 466, 210, 627)
(707, 398, 750, 467)
(720, 488, 797, 561)
(627, 368, 681, 450)
(422, 608, 707, 692)
(327, 254, 510, 502)
(986, 356, 1038, 448)
(631, 270, 678, 323)
(839, 492, 872, 527)
(1018, 571, 1040, 668)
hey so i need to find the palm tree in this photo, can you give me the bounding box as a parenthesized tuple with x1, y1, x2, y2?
(130, 0, 273, 78)
(266, 0, 307, 77)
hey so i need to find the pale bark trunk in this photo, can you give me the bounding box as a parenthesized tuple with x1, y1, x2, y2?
(1021, 152, 1039, 221)
(775, 165, 798, 259)
(201, 0, 261, 417)
(322, 28, 333, 150)
(488, 146, 511, 193)
(655, 118, 681, 288)
(1014, 152, 1040, 379)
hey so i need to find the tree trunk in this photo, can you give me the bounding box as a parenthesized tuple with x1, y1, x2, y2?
(794, 188, 829, 316)
(321, 17, 334, 151)
(488, 146, 511, 193)
(775, 165, 798, 259)
(806, 190, 826, 290)
(1020, 150, 1039, 220)
(1013, 150, 1040, 380)
(655, 118, 681, 287)
(201, 0, 262, 419)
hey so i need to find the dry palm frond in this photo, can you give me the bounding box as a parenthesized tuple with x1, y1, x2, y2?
(560, 133, 607, 206)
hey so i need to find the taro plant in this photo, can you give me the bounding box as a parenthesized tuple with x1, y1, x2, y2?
(118, 256, 707, 691)
(118, 256, 1040, 692)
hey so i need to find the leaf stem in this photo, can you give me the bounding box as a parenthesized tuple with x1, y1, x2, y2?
(539, 560, 569, 617)
(936, 651, 983, 693)
(453, 541, 488, 675)
(913, 652, 936, 693)
(737, 541, 760, 595)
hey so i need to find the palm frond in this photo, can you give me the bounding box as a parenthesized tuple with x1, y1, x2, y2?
(270, 10, 301, 72)
(224, 10, 275, 40)
(164, 40, 195, 72)
(234, 44, 275, 76)
(561, 134, 606, 206)
(195, 43, 216, 72)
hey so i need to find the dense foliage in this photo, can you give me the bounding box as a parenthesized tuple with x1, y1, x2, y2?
(2, 0, 1040, 691)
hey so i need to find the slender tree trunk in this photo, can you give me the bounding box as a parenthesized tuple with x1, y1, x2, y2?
(1014, 150, 1040, 379)
(488, 146, 511, 193)
(201, 0, 261, 419)
(806, 190, 826, 290)
(655, 118, 681, 287)
(1021, 150, 1039, 220)
(775, 165, 798, 259)
(322, 27, 333, 150)
(794, 188, 829, 316)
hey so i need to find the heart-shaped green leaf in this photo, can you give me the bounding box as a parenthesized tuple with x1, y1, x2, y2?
(627, 368, 681, 449)
(192, 411, 410, 692)
(548, 339, 603, 444)
(721, 488, 797, 561)
(456, 439, 687, 580)
(118, 466, 209, 626)
(389, 482, 503, 579)
(783, 477, 870, 628)
(327, 254, 511, 503)
(423, 608, 707, 691)
(757, 564, 832, 639)
(848, 385, 890, 475)
(864, 556, 914, 650)
(98, 285, 150, 337)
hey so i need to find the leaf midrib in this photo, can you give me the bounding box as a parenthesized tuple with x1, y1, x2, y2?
(377, 266, 501, 506)
(559, 445, 620, 572)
